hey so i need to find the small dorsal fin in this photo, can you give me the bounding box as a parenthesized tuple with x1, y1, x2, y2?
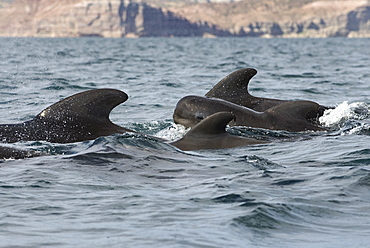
(185, 111, 234, 137)
(170, 112, 268, 150)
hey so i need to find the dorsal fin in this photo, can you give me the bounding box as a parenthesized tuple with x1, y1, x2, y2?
(205, 68, 256, 99)
(31, 88, 135, 143)
(36, 88, 128, 122)
(184, 111, 234, 137)
(0, 89, 135, 143)
(205, 68, 290, 112)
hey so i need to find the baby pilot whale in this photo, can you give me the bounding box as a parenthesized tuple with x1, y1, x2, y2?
(0, 89, 268, 159)
(171, 111, 268, 151)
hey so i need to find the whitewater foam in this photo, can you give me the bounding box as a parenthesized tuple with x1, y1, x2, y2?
(155, 123, 189, 141)
(319, 101, 370, 127)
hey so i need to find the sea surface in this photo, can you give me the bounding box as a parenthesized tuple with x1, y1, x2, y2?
(0, 37, 369, 248)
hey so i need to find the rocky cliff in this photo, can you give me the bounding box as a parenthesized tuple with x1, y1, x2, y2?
(167, 0, 370, 37)
(0, 0, 369, 37)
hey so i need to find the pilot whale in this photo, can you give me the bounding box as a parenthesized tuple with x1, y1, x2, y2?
(205, 68, 330, 117)
(173, 95, 326, 132)
(170, 112, 269, 150)
(0, 89, 267, 159)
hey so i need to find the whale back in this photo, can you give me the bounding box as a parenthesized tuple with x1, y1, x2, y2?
(265, 100, 327, 132)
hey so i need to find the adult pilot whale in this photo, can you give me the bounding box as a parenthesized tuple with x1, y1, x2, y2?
(205, 68, 330, 117)
(0, 89, 267, 159)
(173, 95, 326, 132)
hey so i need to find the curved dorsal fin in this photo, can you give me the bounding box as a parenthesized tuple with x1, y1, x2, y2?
(206, 68, 290, 112)
(205, 68, 257, 99)
(0, 89, 134, 143)
(36, 88, 128, 123)
(31, 88, 134, 142)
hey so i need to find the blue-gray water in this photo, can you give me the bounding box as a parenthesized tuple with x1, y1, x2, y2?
(0, 37, 369, 248)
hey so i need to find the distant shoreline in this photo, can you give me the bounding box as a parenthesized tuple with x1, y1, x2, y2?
(1, 0, 369, 38)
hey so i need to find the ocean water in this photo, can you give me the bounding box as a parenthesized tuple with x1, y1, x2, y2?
(0, 37, 369, 248)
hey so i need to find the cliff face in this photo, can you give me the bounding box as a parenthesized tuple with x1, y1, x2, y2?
(168, 0, 370, 37)
(0, 0, 369, 37)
